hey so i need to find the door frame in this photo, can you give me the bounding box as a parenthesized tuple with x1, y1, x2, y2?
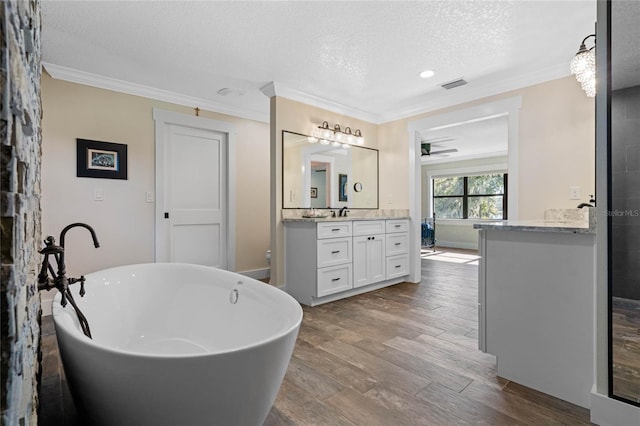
(153, 108, 236, 271)
(407, 96, 522, 283)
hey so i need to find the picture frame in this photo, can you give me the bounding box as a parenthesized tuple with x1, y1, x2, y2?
(310, 187, 318, 198)
(339, 174, 348, 202)
(77, 138, 128, 180)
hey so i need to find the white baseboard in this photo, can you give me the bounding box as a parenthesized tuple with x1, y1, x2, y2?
(239, 267, 271, 281)
(432, 240, 478, 251)
(591, 389, 640, 426)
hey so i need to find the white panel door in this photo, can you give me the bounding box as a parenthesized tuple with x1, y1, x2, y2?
(165, 124, 227, 268)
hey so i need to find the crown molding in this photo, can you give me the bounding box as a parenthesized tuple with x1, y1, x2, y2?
(259, 82, 276, 98)
(43, 62, 270, 123)
(44, 61, 572, 127)
(262, 82, 380, 124)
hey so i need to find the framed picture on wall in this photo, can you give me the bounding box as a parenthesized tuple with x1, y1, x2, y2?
(77, 139, 128, 180)
(310, 187, 317, 198)
(339, 174, 348, 202)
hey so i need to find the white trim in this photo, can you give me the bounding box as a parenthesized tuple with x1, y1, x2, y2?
(436, 219, 502, 227)
(408, 96, 521, 284)
(421, 150, 508, 165)
(427, 163, 508, 179)
(152, 108, 237, 272)
(258, 82, 276, 98)
(590, 390, 640, 426)
(45, 62, 269, 123)
(260, 81, 379, 124)
(431, 240, 478, 251)
(45, 62, 567, 126)
(239, 268, 271, 281)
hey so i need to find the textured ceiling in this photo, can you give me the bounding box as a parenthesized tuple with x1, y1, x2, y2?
(41, 0, 597, 123)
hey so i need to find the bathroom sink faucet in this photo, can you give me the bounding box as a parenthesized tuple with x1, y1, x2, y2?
(339, 207, 349, 217)
(38, 223, 100, 338)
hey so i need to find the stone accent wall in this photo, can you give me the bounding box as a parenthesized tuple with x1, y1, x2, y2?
(1, 1, 43, 425)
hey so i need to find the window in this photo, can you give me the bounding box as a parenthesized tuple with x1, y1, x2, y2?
(432, 173, 507, 220)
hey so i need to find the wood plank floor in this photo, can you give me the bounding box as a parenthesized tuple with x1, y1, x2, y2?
(612, 297, 640, 403)
(39, 249, 593, 425)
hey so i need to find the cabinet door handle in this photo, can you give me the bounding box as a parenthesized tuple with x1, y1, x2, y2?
(331, 250, 340, 254)
(331, 277, 341, 281)
(395, 242, 401, 246)
(395, 224, 401, 228)
(331, 228, 340, 232)
(395, 265, 402, 268)
(372, 236, 375, 240)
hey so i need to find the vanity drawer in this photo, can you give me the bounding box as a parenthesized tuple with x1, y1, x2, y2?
(386, 219, 409, 233)
(317, 263, 353, 297)
(317, 221, 352, 239)
(317, 237, 352, 267)
(386, 232, 409, 256)
(386, 254, 410, 279)
(353, 220, 386, 236)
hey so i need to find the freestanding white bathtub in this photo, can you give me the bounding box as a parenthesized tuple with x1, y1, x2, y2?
(52, 263, 303, 426)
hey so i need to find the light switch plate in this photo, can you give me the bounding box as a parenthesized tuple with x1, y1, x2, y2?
(94, 188, 104, 201)
(146, 191, 154, 203)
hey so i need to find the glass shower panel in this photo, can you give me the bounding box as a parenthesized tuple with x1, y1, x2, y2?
(610, 0, 640, 405)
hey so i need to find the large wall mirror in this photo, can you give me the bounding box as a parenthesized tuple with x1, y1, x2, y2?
(282, 131, 379, 209)
(609, 0, 640, 406)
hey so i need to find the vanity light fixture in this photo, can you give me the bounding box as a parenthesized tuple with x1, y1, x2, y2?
(315, 121, 364, 146)
(570, 34, 596, 97)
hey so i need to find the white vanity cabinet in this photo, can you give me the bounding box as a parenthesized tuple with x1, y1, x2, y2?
(284, 218, 411, 306)
(316, 222, 353, 296)
(385, 219, 410, 279)
(353, 220, 386, 288)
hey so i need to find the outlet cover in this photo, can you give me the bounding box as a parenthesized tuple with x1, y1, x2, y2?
(569, 186, 581, 200)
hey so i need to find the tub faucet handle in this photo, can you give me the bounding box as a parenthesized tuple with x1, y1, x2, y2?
(69, 276, 86, 297)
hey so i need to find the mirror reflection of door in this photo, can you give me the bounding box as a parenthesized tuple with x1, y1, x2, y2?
(311, 162, 330, 208)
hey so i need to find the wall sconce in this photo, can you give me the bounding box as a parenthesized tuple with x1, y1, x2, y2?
(308, 121, 364, 147)
(570, 34, 596, 97)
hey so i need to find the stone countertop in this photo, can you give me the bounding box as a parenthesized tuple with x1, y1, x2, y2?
(473, 220, 595, 234)
(283, 216, 410, 223)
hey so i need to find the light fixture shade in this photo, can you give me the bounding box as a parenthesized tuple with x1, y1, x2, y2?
(570, 34, 596, 98)
(581, 77, 596, 98)
(570, 49, 595, 83)
(316, 122, 364, 146)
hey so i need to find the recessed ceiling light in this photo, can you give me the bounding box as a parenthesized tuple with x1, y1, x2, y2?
(419, 70, 435, 79)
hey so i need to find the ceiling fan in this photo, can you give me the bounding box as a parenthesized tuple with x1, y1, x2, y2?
(421, 142, 458, 156)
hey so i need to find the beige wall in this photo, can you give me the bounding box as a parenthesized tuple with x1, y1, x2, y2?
(41, 75, 270, 286)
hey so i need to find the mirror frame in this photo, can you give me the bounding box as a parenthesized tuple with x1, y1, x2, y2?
(606, 0, 640, 408)
(281, 130, 379, 209)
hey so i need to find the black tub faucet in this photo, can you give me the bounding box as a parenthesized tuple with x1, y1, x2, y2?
(38, 223, 100, 338)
